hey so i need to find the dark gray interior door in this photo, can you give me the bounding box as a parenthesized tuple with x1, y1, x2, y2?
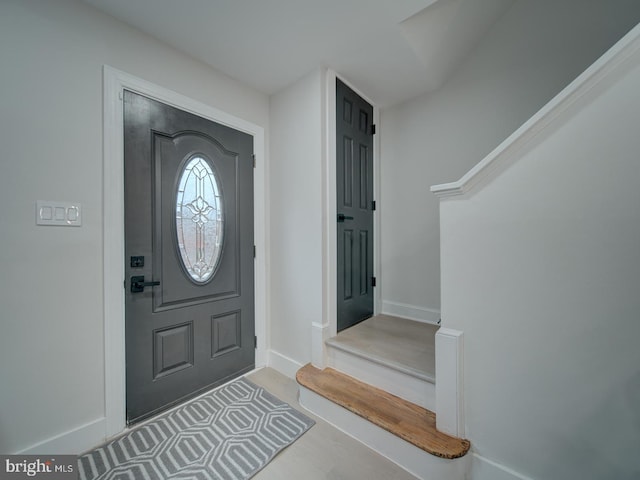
(336, 79, 374, 332)
(124, 90, 255, 424)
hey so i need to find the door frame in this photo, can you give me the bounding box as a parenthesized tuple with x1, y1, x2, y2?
(313, 69, 381, 368)
(103, 66, 267, 438)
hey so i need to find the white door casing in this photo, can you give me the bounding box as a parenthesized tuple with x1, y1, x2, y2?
(103, 66, 267, 439)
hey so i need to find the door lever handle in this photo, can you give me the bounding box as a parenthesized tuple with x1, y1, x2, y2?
(337, 213, 354, 222)
(130, 275, 160, 293)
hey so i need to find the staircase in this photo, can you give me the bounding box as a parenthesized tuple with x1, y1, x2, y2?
(326, 314, 437, 411)
(296, 315, 470, 480)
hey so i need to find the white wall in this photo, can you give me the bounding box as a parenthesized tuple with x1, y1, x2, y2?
(379, 0, 640, 319)
(268, 70, 324, 374)
(0, 0, 268, 454)
(440, 33, 640, 480)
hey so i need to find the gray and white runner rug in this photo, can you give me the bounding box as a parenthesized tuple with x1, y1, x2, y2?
(78, 378, 314, 479)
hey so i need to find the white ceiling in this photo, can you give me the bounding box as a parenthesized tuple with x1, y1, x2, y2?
(83, 0, 515, 107)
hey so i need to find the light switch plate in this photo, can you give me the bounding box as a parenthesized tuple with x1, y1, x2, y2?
(36, 201, 82, 226)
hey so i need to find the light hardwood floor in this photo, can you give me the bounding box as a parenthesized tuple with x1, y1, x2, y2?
(247, 367, 418, 480)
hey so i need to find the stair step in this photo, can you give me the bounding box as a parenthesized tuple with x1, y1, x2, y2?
(326, 315, 437, 381)
(326, 315, 437, 410)
(296, 364, 470, 459)
(326, 336, 435, 382)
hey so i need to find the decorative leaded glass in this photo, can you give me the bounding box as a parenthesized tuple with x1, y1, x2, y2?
(175, 156, 223, 283)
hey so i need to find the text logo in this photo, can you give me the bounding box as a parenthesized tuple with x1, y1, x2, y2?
(0, 456, 77, 480)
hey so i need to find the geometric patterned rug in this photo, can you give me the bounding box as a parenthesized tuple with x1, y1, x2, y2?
(78, 378, 315, 480)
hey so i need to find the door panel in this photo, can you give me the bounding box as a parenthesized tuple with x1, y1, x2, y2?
(124, 91, 254, 424)
(154, 132, 240, 309)
(153, 322, 193, 379)
(337, 79, 374, 331)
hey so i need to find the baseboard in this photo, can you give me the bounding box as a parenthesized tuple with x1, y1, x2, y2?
(267, 349, 305, 379)
(471, 453, 532, 480)
(381, 301, 441, 324)
(17, 417, 106, 455)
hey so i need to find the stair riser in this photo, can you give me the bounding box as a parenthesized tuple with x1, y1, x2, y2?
(328, 346, 436, 411)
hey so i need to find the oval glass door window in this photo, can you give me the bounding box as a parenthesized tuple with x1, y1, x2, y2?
(176, 156, 223, 284)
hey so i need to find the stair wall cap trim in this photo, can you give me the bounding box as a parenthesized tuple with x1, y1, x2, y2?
(431, 22, 640, 199)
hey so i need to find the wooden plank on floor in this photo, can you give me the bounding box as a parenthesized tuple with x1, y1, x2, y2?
(296, 364, 470, 459)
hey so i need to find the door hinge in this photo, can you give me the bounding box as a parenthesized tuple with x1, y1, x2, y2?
(253, 245, 256, 258)
(254, 336, 258, 348)
(371, 200, 376, 211)
(252, 154, 256, 168)
(371, 276, 377, 287)
(371, 124, 376, 135)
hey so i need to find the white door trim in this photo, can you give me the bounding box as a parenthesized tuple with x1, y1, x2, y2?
(103, 65, 267, 438)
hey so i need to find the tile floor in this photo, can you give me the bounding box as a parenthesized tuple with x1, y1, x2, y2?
(247, 367, 418, 480)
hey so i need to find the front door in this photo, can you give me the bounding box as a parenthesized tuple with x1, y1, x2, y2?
(336, 79, 375, 332)
(124, 91, 255, 424)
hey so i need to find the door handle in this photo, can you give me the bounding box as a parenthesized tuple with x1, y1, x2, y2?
(130, 275, 160, 293)
(337, 213, 354, 222)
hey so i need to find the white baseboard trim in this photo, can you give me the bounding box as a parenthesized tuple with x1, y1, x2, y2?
(17, 417, 106, 455)
(381, 301, 441, 324)
(299, 385, 469, 480)
(267, 349, 305, 379)
(471, 453, 533, 480)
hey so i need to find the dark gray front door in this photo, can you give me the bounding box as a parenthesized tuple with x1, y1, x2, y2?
(336, 79, 374, 332)
(124, 90, 255, 424)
